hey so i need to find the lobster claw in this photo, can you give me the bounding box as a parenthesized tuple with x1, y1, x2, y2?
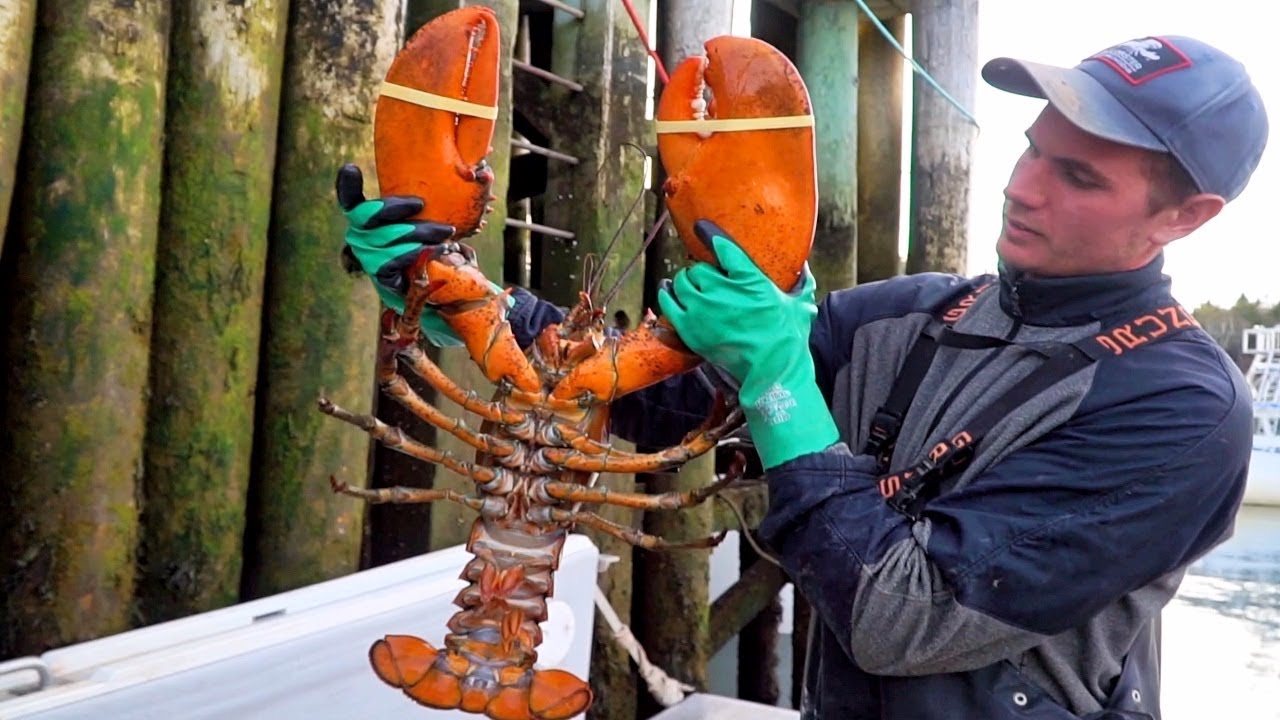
(375, 7, 501, 238)
(656, 36, 817, 292)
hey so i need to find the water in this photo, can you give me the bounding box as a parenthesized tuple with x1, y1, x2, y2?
(1163, 504, 1280, 719)
(709, 505, 1280, 716)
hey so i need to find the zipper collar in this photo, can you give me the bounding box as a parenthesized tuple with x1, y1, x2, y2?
(997, 254, 1173, 327)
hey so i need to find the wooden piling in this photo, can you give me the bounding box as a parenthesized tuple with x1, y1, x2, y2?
(797, 0, 861, 297)
(856, 15, 905, 283)
(906, 0, 978, 275)
(136, 0, 289, 625)
(241, 0, 401, 599)
(0, 0, 34, 250)
(0, 0, 170, 656)
(733, 540, 786, 706)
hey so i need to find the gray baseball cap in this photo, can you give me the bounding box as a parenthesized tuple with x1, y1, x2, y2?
(983, 36, 1269, 201)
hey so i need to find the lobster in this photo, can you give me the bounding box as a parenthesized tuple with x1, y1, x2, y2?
(318, 7, 817, 720)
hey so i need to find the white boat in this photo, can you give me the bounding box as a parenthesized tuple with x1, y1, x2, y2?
(1242, 326, 1280, 507)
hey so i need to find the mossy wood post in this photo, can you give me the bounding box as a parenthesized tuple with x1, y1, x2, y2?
(633, 2, 735, 712)
(0, 0, 36, 250)
(856, 14, 905, 283)
(242, 0, 400, 599)
(386, 0, 517, 556)
(906, 0, 978, 275)
(0, 1, 170, 656)
(796, 0, 860, 299)
(733, 539, 786, 705)
(532, 1, 652, 717)
(137, 0, 289, 624)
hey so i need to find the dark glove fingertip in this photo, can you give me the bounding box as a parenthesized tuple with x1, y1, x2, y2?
(336, 164, 365, 211)
(339, 245, 362, 276)
(658, 278, 686, 311)
(375, 263, 410, 296)
(367, 196, 425, 228)
(692, 219, 729, 257)
(409, 222, 455, 245)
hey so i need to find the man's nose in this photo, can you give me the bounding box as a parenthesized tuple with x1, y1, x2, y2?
(1004, 157, 1045, 209)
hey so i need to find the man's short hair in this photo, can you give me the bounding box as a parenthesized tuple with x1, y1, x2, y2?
(1145, 152, 1200, 214)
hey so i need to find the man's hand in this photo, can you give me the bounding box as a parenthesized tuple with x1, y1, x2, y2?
(657, 220, 839, 469)
(336, 163, 462, 347)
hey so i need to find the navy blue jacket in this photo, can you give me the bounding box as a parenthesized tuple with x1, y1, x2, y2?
(506, 255, 1251, 718)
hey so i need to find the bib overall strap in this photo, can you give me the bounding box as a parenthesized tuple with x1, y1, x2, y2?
(864, 283, 998, 468)
(873, 302, 1202, 520)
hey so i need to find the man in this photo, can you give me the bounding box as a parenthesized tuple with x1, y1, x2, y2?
(342, 35, 1267, 719)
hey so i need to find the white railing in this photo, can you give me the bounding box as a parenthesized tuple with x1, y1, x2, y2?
(1244, 326, 1280, 437)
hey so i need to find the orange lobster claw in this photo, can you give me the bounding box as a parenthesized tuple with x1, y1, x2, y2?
(375, 7, 501, 237)
(656, 36, 817, 292)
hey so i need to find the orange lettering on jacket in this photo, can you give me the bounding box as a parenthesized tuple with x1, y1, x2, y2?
(1094, 305, 1198, 356)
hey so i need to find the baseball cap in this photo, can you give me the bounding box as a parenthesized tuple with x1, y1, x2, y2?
(982, 36, 1269, 201)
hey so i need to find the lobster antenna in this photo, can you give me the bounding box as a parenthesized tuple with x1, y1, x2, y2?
(598, 206, 668, 312)
(581, 253, 599, 296)
(587, 142, 651, 302)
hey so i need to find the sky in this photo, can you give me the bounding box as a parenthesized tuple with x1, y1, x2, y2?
(727, 0, 1278, 308)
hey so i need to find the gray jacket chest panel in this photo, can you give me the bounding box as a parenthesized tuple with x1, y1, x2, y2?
(835, 289, 1102, 490)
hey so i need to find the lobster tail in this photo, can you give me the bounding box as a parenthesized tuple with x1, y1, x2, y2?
(366, 519, 592, 720)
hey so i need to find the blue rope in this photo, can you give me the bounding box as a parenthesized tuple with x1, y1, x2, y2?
(852, 0, 980, 129)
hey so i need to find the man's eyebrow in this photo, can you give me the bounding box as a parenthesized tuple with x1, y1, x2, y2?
(1025, 131, 1111, 187)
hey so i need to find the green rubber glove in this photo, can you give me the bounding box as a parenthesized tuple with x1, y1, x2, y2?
(337, 163, 463, 347)
(657, 220, 839, 469)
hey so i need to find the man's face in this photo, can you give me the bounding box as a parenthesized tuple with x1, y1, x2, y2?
(997, 106, 1173, 277)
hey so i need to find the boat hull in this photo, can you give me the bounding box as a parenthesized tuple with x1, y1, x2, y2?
(1247, 437, 1280, 507)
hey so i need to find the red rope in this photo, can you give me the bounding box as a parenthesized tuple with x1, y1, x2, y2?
(619, 0, 669, 85)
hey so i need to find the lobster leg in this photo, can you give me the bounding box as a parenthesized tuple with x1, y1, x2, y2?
(373, 307, 527, 428)
(318, 398, 516, 490)
(399, 343, 527, 426)
(542, 508, 728, 550)
(541, 406, 744, 473)
(330, 476, 496, 514)
(380, 370, 526, 459)
(538, 466, 737, 510)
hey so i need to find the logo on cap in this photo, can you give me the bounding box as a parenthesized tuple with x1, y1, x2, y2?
(1088, 37, 1192, 85)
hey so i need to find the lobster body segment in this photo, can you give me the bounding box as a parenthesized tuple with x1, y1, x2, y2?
(326, 12, 819, 720)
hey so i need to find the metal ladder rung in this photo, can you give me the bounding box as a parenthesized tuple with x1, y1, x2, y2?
(511, 138, 580, 165)
(505, 218, 575, 240)
(513, 60, 584, 92)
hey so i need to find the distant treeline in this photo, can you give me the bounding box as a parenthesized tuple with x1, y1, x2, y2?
(1193, 296, 1280, 370)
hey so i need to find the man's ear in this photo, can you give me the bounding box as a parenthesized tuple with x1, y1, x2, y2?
(1152, 193, 1225, 247)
